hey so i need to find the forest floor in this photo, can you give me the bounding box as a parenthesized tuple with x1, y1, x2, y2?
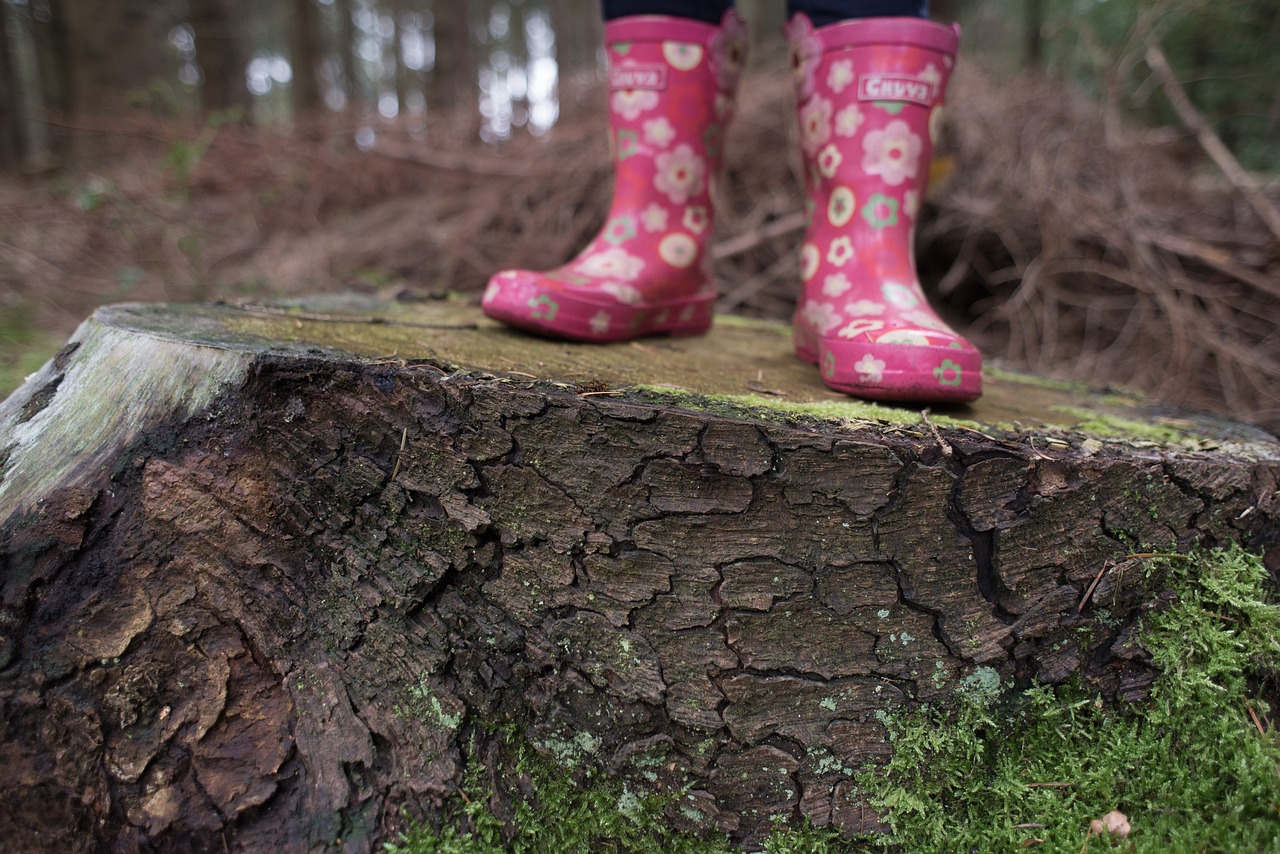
(2, 63, 1278, 432)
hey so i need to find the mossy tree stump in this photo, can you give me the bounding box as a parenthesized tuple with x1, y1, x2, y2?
(2, 297, 1278, 850)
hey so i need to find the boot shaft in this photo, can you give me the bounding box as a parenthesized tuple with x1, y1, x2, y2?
(788, 14, 958, 201)
(481, 13, 744, 343)
(786, 14, 981, 403)
(603, 13, 745, 216)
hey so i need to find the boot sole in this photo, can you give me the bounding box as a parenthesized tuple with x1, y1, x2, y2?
(483, 283, 714, 343)
(796, 337, 982, 403)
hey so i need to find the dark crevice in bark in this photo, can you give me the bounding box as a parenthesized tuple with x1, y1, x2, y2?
(16, 373, 63, 425)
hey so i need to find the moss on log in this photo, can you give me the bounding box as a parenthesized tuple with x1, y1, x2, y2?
(1, 298, 1277, 850)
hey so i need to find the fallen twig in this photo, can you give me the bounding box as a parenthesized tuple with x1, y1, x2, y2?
(1077, 560, 1112, 613)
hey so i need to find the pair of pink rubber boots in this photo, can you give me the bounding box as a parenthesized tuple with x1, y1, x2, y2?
(482, 11, 981, 403)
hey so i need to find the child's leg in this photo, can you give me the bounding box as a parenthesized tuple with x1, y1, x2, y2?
(601, 1, 734, 24)
(788, 1, 928, 27)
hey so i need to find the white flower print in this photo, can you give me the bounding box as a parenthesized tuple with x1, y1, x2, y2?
(803, 301, 841, 335)
(919, 63, 942, 87)
(601, 282, 642, 305)
(640, 203, 669, 232)
(835, 104, 864, 138)
(828, 186, 855, 227)
(862, 119, 922, 187)
(643, 117, 675, 148)
(826, 59, 854, 94)
(658, 233, 698, 268)
(817, 143, 843, 179)
(800, 243, 821, 281)
(822, 273, 851, 297)
(837, 318, 886, 340)
(848, 299, 885, 315)
(854, 354, 886, 383)
(663, 42, 704, 71)
(611, 89, 659, 121)
(682, 206, 709, 234)
(875, 329, 931, 346)
(827, 236, 855, 267)
(881, 281, 921, 309)
(798, 94, 833, 156)
(577, 247, 645, 281)
(654, 144, 706, 205)
(589, 310, 613, 334)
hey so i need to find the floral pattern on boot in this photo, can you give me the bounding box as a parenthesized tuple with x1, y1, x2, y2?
(483, 11, 745, 342)
(788, 14, 982, 403)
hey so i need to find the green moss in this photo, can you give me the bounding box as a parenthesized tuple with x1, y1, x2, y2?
(860, 544, 1280, 852)
(632, 384, 991, 432)
(1051, 404, 1192, 445)
(386, 734, 736, 854)
(984, 364, 1088, 393)
(713, 314, 793, 336)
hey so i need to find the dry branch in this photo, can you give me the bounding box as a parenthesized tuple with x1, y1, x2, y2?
(1144, 43, 1280, 244)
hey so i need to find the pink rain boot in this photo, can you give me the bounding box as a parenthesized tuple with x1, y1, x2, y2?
(787, 14, 982, 403)
(482, 12, 746, 342)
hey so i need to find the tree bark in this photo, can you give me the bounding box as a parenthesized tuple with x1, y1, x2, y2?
(2, 299, 1278, 850)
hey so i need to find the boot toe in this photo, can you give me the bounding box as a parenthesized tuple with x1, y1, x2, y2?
(816, 336, 982, 403)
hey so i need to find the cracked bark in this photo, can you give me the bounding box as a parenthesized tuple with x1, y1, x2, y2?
(1, 300, 1278, 851)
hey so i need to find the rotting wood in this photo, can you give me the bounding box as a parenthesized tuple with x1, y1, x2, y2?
(1, 298, 1278, 851)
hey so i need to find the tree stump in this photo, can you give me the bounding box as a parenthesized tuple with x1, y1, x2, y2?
(2, 297, 1278, 851)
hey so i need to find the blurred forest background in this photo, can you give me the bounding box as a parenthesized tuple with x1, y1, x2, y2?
(1, 0, 1279, 431)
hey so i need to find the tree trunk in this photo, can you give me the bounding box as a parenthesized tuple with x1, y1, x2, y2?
(188, 0, 250, 115)
(427, 0, 472, 110)
(0, 0, 50, 169)
(337, 0, 362, 106)
(289, 0, 323, 114)
(56, 0, 174, 116)
(2, 298, 1278, 850)
(1025, 0, 1043, 70)
(0, 3, 19, 169)
(389, 0, 408, 111)
(552, 0, 601, 74)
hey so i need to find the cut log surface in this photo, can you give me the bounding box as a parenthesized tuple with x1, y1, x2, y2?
(2, 297, 1278, 851)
